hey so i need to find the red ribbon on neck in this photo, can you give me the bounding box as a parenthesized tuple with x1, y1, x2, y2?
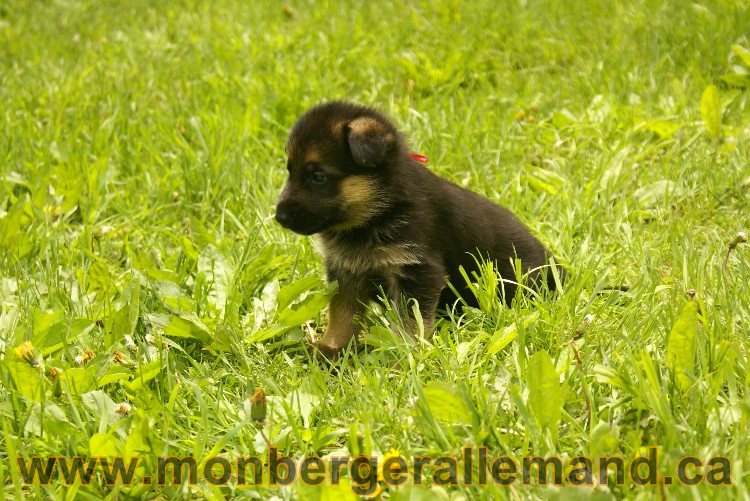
(408, 153, 428, 164)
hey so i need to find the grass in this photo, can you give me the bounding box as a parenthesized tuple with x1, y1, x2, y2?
(1, 0, 749, 498)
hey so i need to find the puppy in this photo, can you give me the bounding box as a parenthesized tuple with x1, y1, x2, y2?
(275, 101, 561, 358)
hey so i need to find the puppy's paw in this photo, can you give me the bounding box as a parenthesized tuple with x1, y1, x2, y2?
(306, 339, 344, 362)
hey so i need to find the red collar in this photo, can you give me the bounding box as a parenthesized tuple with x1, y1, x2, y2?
(408, 153, 428, 164)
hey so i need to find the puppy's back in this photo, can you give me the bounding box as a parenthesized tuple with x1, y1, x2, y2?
(406, 162, 556, 306)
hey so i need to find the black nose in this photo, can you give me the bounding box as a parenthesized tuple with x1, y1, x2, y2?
(275, 206, 292, 226)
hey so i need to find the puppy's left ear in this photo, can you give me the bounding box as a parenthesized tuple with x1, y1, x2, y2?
(346, 117, 396, 168)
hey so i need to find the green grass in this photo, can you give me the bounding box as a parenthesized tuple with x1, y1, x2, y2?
(1, 0, 749, 498)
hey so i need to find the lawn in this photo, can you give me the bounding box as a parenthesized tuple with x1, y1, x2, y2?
(1, 0, 749, 498)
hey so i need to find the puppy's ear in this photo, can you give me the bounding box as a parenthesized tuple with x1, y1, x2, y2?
(346, 117, 395, 167)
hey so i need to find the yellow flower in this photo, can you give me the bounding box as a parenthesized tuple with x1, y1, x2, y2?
(377, 449, 405, 482)
(358, 448, 405, 498)
(13, 341, 41, 367)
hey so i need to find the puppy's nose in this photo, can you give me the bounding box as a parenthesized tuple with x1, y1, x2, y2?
(275, 206, 293, 226)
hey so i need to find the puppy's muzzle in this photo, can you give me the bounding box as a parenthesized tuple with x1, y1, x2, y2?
(275, 199, 325, 235)
(275, 204, 293, 227)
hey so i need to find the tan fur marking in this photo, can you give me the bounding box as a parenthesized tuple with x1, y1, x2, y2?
(322, 238, 422, 274)
(317, 292, 358, 351)
(348, 116, 381, 134)
(302, 150, 322, 166)
(330, 119, 346, 136)
(348, 117, 394, 145)
(340, 176, 375, 204)
(331, 176, 386, 231)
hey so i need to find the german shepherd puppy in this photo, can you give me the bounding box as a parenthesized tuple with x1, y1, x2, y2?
(275, 101, 560, 358)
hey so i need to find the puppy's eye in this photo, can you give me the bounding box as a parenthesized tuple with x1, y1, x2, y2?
(310, 171, 327, 185)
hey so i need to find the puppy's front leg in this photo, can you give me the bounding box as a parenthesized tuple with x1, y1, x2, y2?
(391, 262, 446, 338)
(314, 273, 369, 359)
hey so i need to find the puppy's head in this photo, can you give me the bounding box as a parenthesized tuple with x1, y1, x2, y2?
(275, 101, 405, 235)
